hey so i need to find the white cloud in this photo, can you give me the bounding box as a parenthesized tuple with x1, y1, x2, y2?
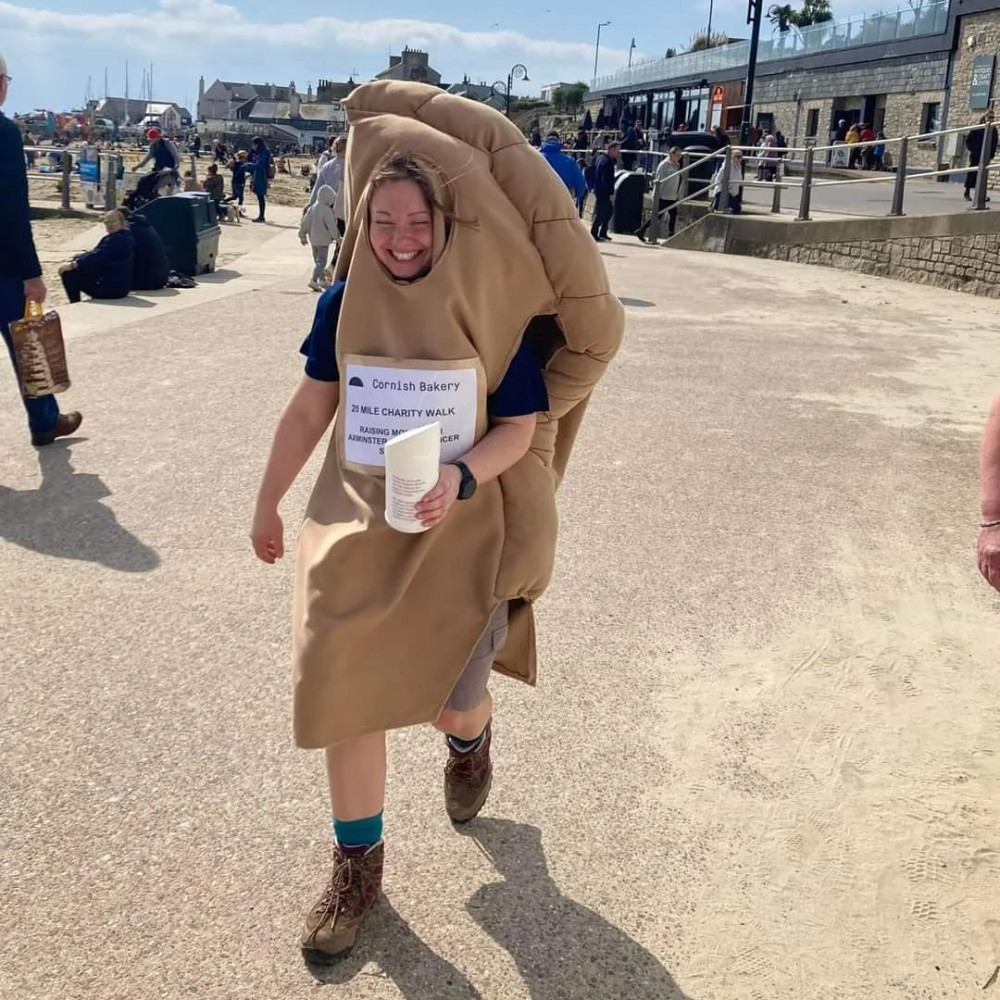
(0, 0, 630, 67)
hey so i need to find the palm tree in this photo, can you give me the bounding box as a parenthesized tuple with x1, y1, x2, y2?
(768, 3, 796, 31)
(798, 0, 834, 25)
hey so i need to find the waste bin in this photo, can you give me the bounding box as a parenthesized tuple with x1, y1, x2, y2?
(137, 193, 220, 276)
(611, 171, 646, 234)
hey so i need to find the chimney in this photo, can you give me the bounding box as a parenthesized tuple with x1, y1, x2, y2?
(289, 84, 301, 117)
(307, 82, 314, 102)
(198, 75, 205, 101)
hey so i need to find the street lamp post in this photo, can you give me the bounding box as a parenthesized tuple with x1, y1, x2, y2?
(740, 0, 764, 146)
(594, 21, 611, 84)
(501, 63, 529, 118)
(491, 63, 530, 118)
(707, 0, 715, 45)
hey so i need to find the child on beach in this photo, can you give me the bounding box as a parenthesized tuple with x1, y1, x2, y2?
(298, 184, 339, 291)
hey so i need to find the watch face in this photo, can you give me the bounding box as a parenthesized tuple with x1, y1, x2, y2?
(457, 464, 477, 500)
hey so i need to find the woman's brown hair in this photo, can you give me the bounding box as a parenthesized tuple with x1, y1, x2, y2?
(367, 151, 454, 221)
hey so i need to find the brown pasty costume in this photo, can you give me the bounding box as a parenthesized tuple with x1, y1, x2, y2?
(293, 82, 624, 749)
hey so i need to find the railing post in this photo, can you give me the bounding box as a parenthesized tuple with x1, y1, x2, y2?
(60, 150, 72, 210)
(717, 146, 732, 214)
(797, 146, 814, 221)
(190, 153, 197, 181)
(889, 136, 908, 216)
(103, 154, 116, 210)
(648, 177, 662, 242)
(974, 126, 991, 211)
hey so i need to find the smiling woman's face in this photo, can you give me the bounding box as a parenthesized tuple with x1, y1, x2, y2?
(369, 179, 434, 281)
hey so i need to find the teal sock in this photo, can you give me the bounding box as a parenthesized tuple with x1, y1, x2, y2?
(332, 812, 383, 849)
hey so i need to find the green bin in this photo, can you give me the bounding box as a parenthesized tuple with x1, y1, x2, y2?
(137, 193, 220, 276)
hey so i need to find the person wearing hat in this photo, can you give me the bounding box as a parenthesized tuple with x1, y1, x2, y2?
(135, 126, 180, 173)
(0, 49, 82, 446)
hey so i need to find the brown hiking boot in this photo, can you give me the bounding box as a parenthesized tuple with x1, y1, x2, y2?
(445, 722, 493, 824)
(32, 411, 83, 447)
(300, 841, 383, 963)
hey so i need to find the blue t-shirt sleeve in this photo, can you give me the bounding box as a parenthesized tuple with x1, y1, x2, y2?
(299, 282, 345, 382)
(487, 338, 549, 418)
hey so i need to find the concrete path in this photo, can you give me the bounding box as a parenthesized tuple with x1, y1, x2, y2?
(3, 234, 1000, 1000)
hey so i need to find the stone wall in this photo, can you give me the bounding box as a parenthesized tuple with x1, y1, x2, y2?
(883, 89, 946, 168)
(748, 234, 1000, 298)
(668, 211, 1000, 299)
(755, 52, 948, 104)
(753, 98, 833, 145)
(947, 10, 1000, 189)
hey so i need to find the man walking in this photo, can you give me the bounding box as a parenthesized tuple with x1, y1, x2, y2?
(589, 140, 619, 243)
(0, 49, 82, 446)
(965, 110, 998, 201)
(539, 132, 587, 206)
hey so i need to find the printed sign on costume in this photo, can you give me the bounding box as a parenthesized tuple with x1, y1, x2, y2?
(343, 357, 479, 468)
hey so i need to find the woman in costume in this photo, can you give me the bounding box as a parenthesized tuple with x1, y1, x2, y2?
(251, 81, 623, 962)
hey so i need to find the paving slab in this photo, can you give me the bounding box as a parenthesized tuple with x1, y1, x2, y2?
(2, 238, 1000, 1000)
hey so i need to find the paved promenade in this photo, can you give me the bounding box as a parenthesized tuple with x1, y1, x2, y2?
(3, 220, 1000, 999)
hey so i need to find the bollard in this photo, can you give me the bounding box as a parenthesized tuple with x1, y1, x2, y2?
(974, 127, 991, 211)
(889, 137, 908, 216)
(60, 150, 72, 210)
(648, 177, 662, 242)
(190, 153, 197, 182)
(797, 147, 814, 221)
(771, 175, 782, 214)
(717, 146, 732, 214)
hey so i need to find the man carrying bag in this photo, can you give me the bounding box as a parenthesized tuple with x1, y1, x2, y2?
(0, 49, 81, 446)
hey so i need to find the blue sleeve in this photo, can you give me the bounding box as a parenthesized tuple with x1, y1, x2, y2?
(299, 282, 345, 382)
(487, 337, 550, 418)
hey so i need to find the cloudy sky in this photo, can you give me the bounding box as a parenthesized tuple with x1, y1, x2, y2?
(2, 0, 880, 114)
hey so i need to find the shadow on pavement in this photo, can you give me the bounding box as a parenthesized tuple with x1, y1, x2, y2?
(304, 897, 482, 998)
(197, 269, 242, 283)
(0, 443, 160, 572)
(619, 297, 656, 308)
(463, 818, 695, 1000)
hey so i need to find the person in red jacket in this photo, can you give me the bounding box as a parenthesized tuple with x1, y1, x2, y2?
(859, 123, 876, 170)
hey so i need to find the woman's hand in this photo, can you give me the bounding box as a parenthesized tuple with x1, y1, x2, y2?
(251, 504, 285, 563)
(978, 525, 1000, 590)
(416, 464, 461, 529)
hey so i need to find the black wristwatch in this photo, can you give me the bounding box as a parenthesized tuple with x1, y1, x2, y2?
(451, 461, 477, 500)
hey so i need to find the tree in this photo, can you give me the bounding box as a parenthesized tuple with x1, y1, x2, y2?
(665, 47, 678, 58)
(797, 0, 833, 25)
(551, 88, 566, 113)
(768, 3, 796, 31)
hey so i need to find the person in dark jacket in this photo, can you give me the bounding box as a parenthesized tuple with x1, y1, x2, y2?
(620, 125, 639, 171)
(59, 210, 134, 303)
(119, 208, 169, 290)
(0, 49, 82, 446)
(248, 136, 271, 223)
(965, 110, 998, 201)
(589, 141, 620, 242)
(230, 149, 249, 206)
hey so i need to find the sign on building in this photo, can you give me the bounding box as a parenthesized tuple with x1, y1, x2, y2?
(970, 55, 995, 111)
